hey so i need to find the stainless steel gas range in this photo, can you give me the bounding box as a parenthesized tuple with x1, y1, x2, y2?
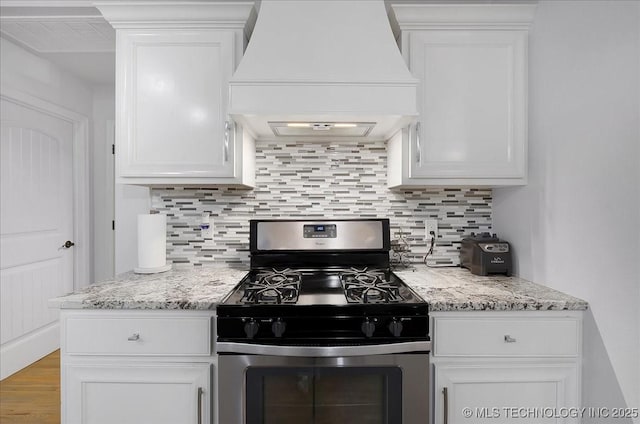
(217, 219, 431, 424)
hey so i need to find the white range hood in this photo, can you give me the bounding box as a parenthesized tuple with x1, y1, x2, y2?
(229, 0, 418, 140)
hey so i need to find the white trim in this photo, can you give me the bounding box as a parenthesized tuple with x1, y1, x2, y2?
(0, 15, 104, 22)
(391, 3, 537, 30)
(1, 84, 91, 291)
(0, 321, 59, 380)
(95, 1, 254, 29)
(0, 1, 94, 6)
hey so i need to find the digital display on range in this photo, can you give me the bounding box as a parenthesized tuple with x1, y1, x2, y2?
(303, 224, 337, 238)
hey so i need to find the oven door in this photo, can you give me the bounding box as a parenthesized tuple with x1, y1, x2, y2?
(218, 345, 429, 424)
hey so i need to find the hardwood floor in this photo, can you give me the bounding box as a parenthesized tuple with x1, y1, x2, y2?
(0, 350, 60, 424)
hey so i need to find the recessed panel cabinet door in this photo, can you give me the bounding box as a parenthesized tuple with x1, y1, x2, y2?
(409, 30, 527, 180)
(117, 30, 235, 179)
(435, 364, 579, 424)
(65, 363, 211, 424)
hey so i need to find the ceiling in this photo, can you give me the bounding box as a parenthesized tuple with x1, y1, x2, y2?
(0, 2, 116, 85)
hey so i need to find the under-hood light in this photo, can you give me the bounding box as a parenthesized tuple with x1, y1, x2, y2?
(269, 121, 376, 137)
(285, 122, 362, 129)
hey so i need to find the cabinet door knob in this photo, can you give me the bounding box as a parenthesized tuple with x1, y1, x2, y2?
(61, 240, 75, 249)
(127, 333, 140, 341)
(504, 334, 517, 343)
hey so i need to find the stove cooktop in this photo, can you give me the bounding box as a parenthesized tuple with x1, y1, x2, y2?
(217, 267, 428, 344)
(220, 267, 425, 307)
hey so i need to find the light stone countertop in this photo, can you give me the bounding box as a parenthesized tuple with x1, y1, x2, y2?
(395, 267, 588, 311)
(51, 265, 588, 311)
(50, 267, 248, 310)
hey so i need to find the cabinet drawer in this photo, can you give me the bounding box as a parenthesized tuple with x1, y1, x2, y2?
(65, 316, 211, 356)
(433, 317, 579, 357)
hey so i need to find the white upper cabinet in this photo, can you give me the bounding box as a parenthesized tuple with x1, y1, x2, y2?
(117, 29, 233, 179)
(96, 2, 256, 187)
(388, 4, 536, 188)
(409, 30, 527, 180)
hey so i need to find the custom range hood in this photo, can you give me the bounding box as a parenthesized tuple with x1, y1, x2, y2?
(229, 0, 418, 140)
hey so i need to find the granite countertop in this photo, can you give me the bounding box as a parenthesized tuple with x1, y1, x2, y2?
(50, 267, 248, 310)
(51, 266, 588, 311)
(395, 267, 588, 311)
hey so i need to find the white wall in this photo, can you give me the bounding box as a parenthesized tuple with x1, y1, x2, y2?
(115, 185, 150, 274)
(0, 39, 94, 116)
(91, 90, 150, 276)
(92, 90, 150, 276)
(92, 86, 115, 282)
(493, 1, 640, 419)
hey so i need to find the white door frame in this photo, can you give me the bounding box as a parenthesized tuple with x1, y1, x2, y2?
(1, 84, 90, 291)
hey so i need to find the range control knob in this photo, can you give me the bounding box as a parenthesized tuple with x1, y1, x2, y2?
(361, 319, 376, 338)
(243, 319, 259, 339)
(388, 319, 404, 337)
(272, 319, 286, 338)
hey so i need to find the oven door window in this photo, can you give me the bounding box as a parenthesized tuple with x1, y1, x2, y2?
(246, 366, 402, 424)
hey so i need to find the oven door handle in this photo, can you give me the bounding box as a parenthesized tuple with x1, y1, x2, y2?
(216, 341, 431, 357)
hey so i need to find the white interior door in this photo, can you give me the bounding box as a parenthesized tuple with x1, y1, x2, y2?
(0, 97, 74, 377)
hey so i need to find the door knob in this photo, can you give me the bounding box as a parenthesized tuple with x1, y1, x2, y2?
(61, 240, 75, 249)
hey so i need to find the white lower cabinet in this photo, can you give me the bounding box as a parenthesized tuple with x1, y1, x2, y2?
(65, 362, 211, 424)
(60, 310, 216, 424)
(435, 363, 579, 424)
(431, 311, 583, 424)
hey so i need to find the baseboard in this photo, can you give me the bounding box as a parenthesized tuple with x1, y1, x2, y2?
(0, 321, 60, 380)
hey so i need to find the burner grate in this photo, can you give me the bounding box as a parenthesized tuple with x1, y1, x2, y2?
(340, 267, 403, 304)
(241, 268, 301, 304)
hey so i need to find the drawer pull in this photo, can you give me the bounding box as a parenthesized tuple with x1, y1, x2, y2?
(504, 335, 517, 343)
(127, 333, 140, 341)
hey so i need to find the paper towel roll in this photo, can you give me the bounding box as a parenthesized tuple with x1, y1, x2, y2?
(135, 214, 171, 274)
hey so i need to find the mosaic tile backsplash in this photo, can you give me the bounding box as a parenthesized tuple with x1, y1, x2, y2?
(151, 139, 492, 267)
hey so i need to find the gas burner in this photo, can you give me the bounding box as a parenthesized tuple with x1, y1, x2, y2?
(340, 267, 403, 304)
(241, 268, 301, 304)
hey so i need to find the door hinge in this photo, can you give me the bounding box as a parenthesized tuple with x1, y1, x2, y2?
(112, 144, 115, 155)
(112, 220, 115, 230)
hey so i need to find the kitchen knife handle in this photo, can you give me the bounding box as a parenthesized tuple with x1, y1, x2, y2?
(223, 121, 230, 163)
(415, 122, 422, 165)
(197, 387, 203, 424)
(442, 387, 448, 424)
